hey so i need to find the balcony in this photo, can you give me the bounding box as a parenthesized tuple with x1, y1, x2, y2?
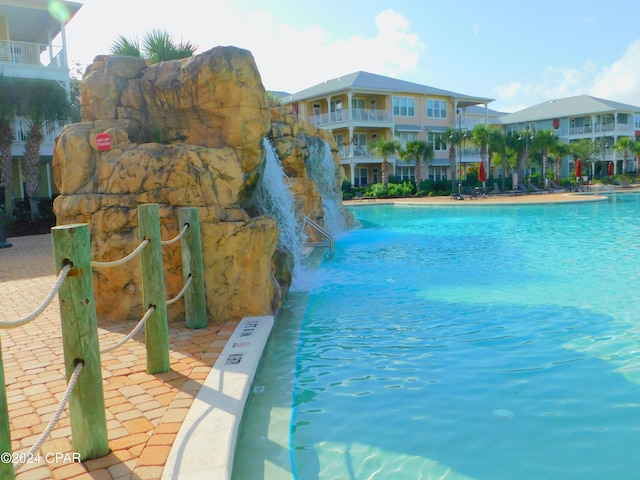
(11, 117, 68, 156)
(0, 40, 65, 68)
(310, 108, 392, 127)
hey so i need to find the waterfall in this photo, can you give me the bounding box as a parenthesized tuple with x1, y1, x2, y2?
(254, 137, 303, 272)
(306, 140, 349, 237)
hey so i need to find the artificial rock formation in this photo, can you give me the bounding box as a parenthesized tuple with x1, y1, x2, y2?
(53, 46, 353, 324)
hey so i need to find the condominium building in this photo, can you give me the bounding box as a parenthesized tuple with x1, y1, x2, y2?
(0, 0, 81, 203)
(500, 95, 640, 178)
(282, 71, 498, 186)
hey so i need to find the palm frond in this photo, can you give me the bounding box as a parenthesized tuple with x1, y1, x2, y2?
(110, 35, 141, 57)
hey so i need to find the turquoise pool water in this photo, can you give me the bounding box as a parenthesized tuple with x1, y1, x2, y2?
(234, 194, 640, 480)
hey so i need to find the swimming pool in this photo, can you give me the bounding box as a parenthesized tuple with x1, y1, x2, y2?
(233, 194, 640, 480)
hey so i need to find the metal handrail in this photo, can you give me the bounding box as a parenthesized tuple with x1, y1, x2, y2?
(303, 216, 334, 259)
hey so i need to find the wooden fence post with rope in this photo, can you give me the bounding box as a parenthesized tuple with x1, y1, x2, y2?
(0, 336, 15, 479)
(179, 207, 207, 329)
(51, 224, 109, 461)
(138, 204, 170, 374)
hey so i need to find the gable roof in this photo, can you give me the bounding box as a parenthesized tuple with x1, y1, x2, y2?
(500, 95, 640, 124)
(284, 71, 494, 108)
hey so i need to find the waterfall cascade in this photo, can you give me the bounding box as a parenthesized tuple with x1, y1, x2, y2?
(305, 140, 349, 237)
(254, 137, 304, 271)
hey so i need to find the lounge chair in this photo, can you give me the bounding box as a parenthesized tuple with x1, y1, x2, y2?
(463, 186, 480, 200)
(517, 183, 531, 194)
(528, 183, 548, 194)
(354, 191, 375, 201)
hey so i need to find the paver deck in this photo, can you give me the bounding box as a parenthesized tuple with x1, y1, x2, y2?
(0, 234, 239, 480)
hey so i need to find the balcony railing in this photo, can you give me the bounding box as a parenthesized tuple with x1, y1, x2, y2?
(0, 40, 65, 68)
(311, 108, 392, 126)
(569, 122, 634, 135)
(338, 145, 372, 158)
(12, 117, 68, 145)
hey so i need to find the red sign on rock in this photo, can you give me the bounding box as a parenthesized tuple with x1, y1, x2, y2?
(96, 133, 111, 151)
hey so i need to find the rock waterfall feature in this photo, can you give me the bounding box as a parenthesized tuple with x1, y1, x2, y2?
(52, 46, 354, 324)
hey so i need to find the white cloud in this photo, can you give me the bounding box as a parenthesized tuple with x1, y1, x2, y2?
(494, 40, 640, 111)
(250, 9, 424, 92)
(590, 39, 640, 104)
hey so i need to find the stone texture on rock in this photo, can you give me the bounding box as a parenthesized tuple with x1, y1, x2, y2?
(54, 46, 354, 325)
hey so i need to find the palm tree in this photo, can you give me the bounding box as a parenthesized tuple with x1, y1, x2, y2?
(444, 127, 464, 192)
(548, 140, 570, 184)
(399, 140, 433, 191)
(531, 129, 557, 187)
(110, 29, 197, 64)
(369, 137, 400, 187)
(570, 139, 596, 178)
(632, 139, 640, 176)
(487, 126, 508, 189)
(508, 129, 532, 182)
(471, 124, 494, 185)
(614, 136, 635, 176)
(15, 79, 70, 221)
(0, 76, 16, 216)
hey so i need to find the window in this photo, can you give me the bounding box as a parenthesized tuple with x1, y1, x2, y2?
(355, 167, 368, 186)
(427, 99, 447, 118)
(393, 96, 415, 117)
(428, 132, 447, 151)
(353, 133, 367, 156)
(635, 114, 640, 129)
(396, 166, 415, 182)
(397, 132, 417, 149)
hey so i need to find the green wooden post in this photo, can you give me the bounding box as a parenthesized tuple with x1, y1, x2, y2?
(138, 204, 170, 374)
(0, 338, 15, 480)
(178, 208, 208, 329)
(51, 224, 109, 461)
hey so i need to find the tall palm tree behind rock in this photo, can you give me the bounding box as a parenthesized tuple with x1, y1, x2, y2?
(0, 76, 16, 216)
(110, 29, 198, 63)
(15, 79, 70, 222)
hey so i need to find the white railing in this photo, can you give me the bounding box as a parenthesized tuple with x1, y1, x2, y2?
(338, 145, 373, 158)
(0, 40, 64, 68)
(12, 118, 68, 144)
(570, 123, 634, 135)
(311, 108, 392, 126)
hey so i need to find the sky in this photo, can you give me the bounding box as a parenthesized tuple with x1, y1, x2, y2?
(61, 0, 640, 113)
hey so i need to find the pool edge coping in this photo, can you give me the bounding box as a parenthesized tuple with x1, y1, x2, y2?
(160, 315, 275, 480)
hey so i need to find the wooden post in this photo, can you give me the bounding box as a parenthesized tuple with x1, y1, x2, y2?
(178, 207, 208, 329)
(51, 224, 109, 461)
(138, 204, 170, 374)
(0, 338, 15, 480)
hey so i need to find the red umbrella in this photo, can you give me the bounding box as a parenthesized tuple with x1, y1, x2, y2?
(608, 161, 613, 176)
(478, 160, 487, 182)
(575, 158, 582, 178)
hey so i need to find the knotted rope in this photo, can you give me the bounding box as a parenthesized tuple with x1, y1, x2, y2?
(161, 223, 189, 246)
(14, 361, 84, 471)
(90, 238, 150, 268)
(0, 263, 72, 329)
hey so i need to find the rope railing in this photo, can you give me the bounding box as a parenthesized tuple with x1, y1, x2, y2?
(166, 274, 193, 306)
(0, 263, 73, 329)
(90, 238, 150, 268)
(99, 306, 156, 354)
(161, 223, 189, 246)
(0, 205, 208, 476)
(13, 361, 84, 472)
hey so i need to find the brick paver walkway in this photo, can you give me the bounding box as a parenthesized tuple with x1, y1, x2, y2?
(0, 234, 238, 480)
